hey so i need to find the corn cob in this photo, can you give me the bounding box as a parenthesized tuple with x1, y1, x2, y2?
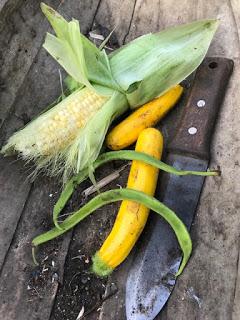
(3, 88, 107, 158)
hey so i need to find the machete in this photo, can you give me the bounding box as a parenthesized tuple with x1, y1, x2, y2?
(125, 57, 233, 320)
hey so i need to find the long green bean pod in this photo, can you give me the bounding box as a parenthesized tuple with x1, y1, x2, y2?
(53, 150, 219, 229)
(32, 188, 191, 276)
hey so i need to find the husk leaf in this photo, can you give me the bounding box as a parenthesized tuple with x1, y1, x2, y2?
(41, 3, 120, 92)
(110, 20, 219, 108)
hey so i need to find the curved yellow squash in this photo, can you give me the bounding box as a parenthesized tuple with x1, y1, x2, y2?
(106, 85, 183, 150)
(92, 128, 163, 276)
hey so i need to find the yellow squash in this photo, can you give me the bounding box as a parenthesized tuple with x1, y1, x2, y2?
(106, 85, 183, 150)
(92, 128, 163, 276)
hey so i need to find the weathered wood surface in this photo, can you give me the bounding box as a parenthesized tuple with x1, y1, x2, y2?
(0, 177, 71, 320)
(0, 157, 30, 268)
(0, 0, 100, 319)
(99, 1, 240, 320)
(0, 0, 239, 320)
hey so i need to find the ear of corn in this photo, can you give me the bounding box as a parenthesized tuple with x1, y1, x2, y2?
(3, 88, 107, 156)
(1, 87, 109, 178)
(1, 3, 219, 181)
(63, 90, 128, 179)
(2, 87, 128, 180)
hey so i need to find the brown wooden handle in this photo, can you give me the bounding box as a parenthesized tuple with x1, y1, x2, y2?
(168, 57, 234, 160)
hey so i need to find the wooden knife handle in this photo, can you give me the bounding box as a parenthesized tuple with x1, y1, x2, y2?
(168, 57, 234, 160)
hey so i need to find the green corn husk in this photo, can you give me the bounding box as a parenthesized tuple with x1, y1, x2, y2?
(1, 3, 219, 180)
(110, 20, 219, 107)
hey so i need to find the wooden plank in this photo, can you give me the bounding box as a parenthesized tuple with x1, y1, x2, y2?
(0, 1, 101, 319)
(228, 1, 240, 319)
(99, 255, 134, 320)
(0, 0, 24, 24)
(233, 250, 240, 320)
(98, 1, 240, 319)
(0, 0, 75, 272)
(0, 0, 98, 127)
(124, 0, 198, 42)
(0, 157, 31, 269)
(0, 0, 101, 250)
(94, 0, 137, 45)
(0, 177, 72, 320)
(99, 0, 194, 317)
(0, 0, 60, 127)
(0, 0, 61, 271)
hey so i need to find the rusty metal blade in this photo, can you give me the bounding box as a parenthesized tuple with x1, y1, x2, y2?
(126, 155, 207, 320)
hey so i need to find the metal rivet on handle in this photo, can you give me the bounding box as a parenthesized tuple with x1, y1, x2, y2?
(197, 100, 205, 107)
(188, 127, 197, 135)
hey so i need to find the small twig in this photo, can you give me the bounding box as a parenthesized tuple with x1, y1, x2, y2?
(89, 31, 104, 40)
(82, 172, 119, 197)
(43, 255, 49, 262)
(71, 255, 86, 261)
(57, 163, 130, 223)
(42, 266, 49, 273)
(104, 45, 114, 51)
(82, 163, 130, 198)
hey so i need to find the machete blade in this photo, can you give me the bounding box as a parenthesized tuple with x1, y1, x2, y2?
(126, 155, 207, 320)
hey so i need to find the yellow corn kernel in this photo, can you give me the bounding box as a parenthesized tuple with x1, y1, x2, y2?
(34, 87, 108, 155)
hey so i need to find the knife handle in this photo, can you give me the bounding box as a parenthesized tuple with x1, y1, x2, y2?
(168, 57, 233, 160)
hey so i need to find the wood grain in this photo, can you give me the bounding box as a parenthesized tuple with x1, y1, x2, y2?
(0, 0, 239, 319)
(0, 157, 31, 268)
(229, 3, 240, 319)
(0, 0, 60, 128)
(94, 0, 137, 45)
(99, 1, 240, 319)
(0, 176, 75, 320)
(0, 0, 61, 272)
(0, 1, 100, 319)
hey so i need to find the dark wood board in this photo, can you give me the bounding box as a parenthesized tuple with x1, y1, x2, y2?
(98, 1, 240, 320)
(0, 1, 239, 320)
(0, 0, 101, 319)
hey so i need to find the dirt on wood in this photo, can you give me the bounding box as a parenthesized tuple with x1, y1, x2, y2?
(24, 161, 129, 320)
